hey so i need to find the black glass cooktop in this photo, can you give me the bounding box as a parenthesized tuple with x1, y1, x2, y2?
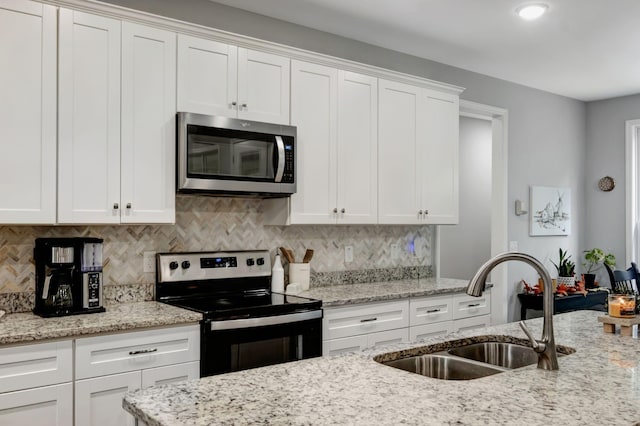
(165, 292, 322, 320)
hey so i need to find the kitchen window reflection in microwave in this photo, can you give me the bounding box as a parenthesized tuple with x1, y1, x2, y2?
(187, 133, 274, 180)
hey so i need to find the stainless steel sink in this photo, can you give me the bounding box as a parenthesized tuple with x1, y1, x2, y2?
(383, 354, 504, 380)
(448, 342, 539, 369)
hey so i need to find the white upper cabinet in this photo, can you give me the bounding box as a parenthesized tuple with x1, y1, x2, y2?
(287, 60, 338, 224)
(336, 70, 378, 224)
(58, 11, 176, 224)
(0, 0, 57, 224)
(58, 9, 122, 224)
(177, 34, 290, 124)
(378, 79, 421, 224)
(120, 22, 176, 224)
(266, 62, 377, 225)
(378, 79, 459, 225)
(419, 89, 459, 224)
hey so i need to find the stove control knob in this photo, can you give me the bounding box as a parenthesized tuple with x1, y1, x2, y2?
(181, 260, 191, 269)
(246, 258, 255, 266)
(256, 257, 265, 266)
(169, 261, 179, 270)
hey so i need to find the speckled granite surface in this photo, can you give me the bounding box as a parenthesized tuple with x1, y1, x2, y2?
(299, 277, 473, 306)
(0, 302, 202, 345)
(124, 311, 640, 425)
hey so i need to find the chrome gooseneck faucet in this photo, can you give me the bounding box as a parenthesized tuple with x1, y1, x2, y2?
(467, 252, 559, 370)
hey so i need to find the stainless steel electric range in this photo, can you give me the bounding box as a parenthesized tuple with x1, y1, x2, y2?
(156, 250, 322, 377)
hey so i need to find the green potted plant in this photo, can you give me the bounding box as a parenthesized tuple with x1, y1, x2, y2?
(582, 248, 616, 289)
(551, 248, 576, 287)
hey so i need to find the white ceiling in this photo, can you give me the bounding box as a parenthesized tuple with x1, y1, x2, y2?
(211, 0, 640, 102)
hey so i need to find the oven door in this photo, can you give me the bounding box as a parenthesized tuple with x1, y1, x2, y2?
(201, 310, 322, 377)
(177, 112, 296, 196)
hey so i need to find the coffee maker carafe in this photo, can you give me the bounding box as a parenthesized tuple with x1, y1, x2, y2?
(34, 238, 105, 317)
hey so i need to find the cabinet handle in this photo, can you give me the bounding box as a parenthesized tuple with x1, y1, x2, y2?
(426, 309, 440, 313)
(113, 203, 119, 210)
(129, 348, 158, 356)
(341, 208, 346, 214)
(360, 317, 377, 323)
(126, 203, 132, 209)
(333, 208, 338, 213)
(467, 303, 481, 308)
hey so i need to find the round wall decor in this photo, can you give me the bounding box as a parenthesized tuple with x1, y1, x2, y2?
(598, 176, 615, 192)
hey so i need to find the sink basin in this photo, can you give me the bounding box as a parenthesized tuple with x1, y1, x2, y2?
(382, 354, 503, 380)
(448, 342, 539, 369)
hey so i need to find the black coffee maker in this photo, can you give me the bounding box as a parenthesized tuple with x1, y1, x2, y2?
(34, 237, 106, 317)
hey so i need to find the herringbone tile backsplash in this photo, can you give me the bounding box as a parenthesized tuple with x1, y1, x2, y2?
(0, 195, 432, 294)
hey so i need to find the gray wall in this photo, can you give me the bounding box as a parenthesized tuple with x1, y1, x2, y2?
(586, 94, 640, 272)
(440, 117, 492, 280)
(102, 0, 588, 322)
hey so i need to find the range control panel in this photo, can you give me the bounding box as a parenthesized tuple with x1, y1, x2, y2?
(157, 250, 271, 283)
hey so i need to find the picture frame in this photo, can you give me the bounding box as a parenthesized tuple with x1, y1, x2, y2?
(529, 185, 571, 236)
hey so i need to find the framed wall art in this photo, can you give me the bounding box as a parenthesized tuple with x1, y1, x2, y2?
(529, 185, 571, 236)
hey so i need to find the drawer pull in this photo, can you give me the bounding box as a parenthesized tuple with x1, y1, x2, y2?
(128, 348, 158, 356)
(467, 303, 481, 308)
(360, 317, 377, 323)
(426, 309, 441, 313)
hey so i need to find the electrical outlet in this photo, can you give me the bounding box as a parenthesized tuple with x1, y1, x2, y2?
(143, 251, 156, 273)
(391, 243, 400, 260)
(345, 246, 354, 263)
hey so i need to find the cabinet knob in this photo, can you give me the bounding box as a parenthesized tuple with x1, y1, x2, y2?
(425, 210, 429, 215)
(231, 101, 237, 109)
(341, 208, 345, 214)
(126, 203, 132, 209)
(418, 210, 423, 216)
(333, 208, 338, 214)
(241, 103, 247, 109)
(113, 203, 119, 210)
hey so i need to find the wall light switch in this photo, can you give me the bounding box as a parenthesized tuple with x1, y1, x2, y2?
(143, 251, 156, 273)
(345, 246, 354, 263)
(391, 243, 400, 260)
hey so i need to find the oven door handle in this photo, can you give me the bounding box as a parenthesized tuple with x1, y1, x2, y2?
(208, 310, 322, 331)
(274, 135, 285, 183)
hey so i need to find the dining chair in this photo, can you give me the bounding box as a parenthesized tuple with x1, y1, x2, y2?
(604, 263, 639, 294)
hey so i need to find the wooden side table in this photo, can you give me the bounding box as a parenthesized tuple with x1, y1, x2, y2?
(517, 291, 608, 320)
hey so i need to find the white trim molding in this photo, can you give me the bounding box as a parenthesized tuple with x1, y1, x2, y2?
(625, 119, 640, 265)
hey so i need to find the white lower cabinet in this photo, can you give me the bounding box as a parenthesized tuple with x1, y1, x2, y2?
(75, 371, 140, 426)
(323, 291, 492, 355)
(0, 383, 73, 426)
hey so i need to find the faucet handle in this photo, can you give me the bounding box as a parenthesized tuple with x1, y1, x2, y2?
(519, 321, 546, 353)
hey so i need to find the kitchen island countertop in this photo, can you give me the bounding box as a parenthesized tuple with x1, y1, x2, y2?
(123, 310, 640, 425)
(0, 302, 202, 345)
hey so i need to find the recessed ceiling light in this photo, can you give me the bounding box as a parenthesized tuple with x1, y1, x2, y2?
(516, 4, 548, 20)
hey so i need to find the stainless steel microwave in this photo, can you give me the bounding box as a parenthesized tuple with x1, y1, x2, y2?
(177, 112, 296, 197)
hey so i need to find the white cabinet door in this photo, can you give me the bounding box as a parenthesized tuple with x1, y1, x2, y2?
(322, 335, 368, 357)
(410, 322, 453, 343)
(141, 361, 200, 388)
(289, 60, 338, 224)
(336, 71, 378, 224)
(121, 22, 176, 224)
(366, 328, 409, 348)
(237, 48, 290, 125)
(419, 89, 459, 224)
(75, 371, 140, 426)
(0, 382, 72, 426)
(0, 1, 56, 224)
(176, 34, 237, 117)
(58, 9, 121, 224)
(453, 315, 492, 333)
(378, 79, 421, 224)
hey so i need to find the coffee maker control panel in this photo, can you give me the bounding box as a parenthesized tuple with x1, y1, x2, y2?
(83, 272, 103, 309)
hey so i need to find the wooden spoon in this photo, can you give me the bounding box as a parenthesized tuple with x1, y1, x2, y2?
(279, 247, 295, 263)
(302, 249, 314, 263)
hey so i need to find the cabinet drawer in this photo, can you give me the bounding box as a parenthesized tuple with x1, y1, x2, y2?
(0, 382, 73, 426)
(410, 322, 453, 343)
(453, 314, 492, 332)
(366, 328, 409, 349)
(409, 294, 453, 326)
(0, 340, 72, 393)
(141, 361, 200, 388)
(322, 335, 368, 357)
(323, 300, 409, 340)
(76, 325, 200, 380)
(452, 291, 491, 320)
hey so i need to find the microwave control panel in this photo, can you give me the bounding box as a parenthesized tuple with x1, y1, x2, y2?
(282, 141, 294, 183)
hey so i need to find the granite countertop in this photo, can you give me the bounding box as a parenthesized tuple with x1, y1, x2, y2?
(0, 302, 202, 345)
(299, 277, 476, 307)
(123, 310, 640, 425)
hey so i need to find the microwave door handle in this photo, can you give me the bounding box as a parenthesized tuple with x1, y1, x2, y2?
(274, 136, 285, 182)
